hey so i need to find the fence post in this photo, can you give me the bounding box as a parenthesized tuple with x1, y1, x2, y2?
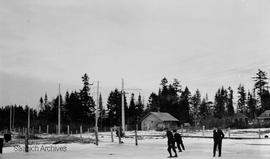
(135, 124, 138, 146)
(67, 125, 70, 135)
(118, 127, 122, 144)
(228, 127, 230, 138)
(111, 128, 114, 142)
(95, 127, 99, 146)
(181, 124, 184, 134)
(202, 125, 205, 136)
(47, 125, 49, 134)
(259, 129, 261, 139)
(80, 125, 82, 140)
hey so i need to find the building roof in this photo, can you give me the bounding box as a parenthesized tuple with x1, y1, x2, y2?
(143, 112, 179, 122)
(257, 110, 270, 119)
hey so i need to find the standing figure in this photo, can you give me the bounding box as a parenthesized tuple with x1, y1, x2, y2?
(213, 127, 224, 157)
(173, 130, 185, 152)
(0, 131, 4, 154)
(166, 129, 177, 158)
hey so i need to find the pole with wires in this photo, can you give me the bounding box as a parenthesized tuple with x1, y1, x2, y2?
(95, 81, 99, 146)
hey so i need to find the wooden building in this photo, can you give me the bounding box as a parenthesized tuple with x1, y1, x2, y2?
(141, 112, 179, 131)
(257, 110, 270, 125)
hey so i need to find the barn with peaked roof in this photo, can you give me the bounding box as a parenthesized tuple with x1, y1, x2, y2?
(141, 112, 179, 131)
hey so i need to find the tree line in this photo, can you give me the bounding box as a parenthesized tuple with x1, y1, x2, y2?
(1, 69, 270, 131)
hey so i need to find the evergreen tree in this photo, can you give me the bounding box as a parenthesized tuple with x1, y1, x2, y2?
(65, 91, 70, 105)
(160, 77, 169, 112)
(44, 92, 48, 108)
(227, 87, 235, 116)
(160, 77, 168, 89)
(172, 78, 181, 93)
(261, 90, 270, 110)
(80, 73, 95, 123)
(98, 93, 106, 129)
(135, 94, 144, 122)
(253, 69, 269, 109)
(99, 93, 103, 112)
(178, 87, 191, 123)
(247, 91, 257, 119)
(146, 92, 159, 112)
(128, 93, 136, 125)
(190, 89, 201, 125)
(107, 89, 128, 126)
(49, 95, 63, 124)
(65, 91, 83, 124)
(159, 78, 180, 118)
(214, 87, 227, 119)
(39, 97, 44, 112)
(237, 84, 246, 114)
(199, 98, 209, 122)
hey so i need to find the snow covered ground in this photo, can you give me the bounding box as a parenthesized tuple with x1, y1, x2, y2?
(1, 131, 270, 159)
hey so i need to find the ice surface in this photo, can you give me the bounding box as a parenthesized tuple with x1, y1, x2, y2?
(1, 129, 270, 159)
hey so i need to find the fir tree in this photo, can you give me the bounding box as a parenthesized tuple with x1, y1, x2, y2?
(227, 87, 235, 116)
(237, 84, 246, 114)
(199, 98, 209, 122)
(247, 91, 257, 119)
(253, 69, 269, 109)
(146, 92, 159, 112)
(190, 89, 201, 125)
(80, 73, 95, 123)
(135, 94, 144, 122)
(178, 87, 191, 123)
(128, 93, 136, 125)
(214, 87, 227, 119)
(107, 89, 128, 126)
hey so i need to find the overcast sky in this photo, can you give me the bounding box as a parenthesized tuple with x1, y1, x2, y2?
(1, 0, 270, 107)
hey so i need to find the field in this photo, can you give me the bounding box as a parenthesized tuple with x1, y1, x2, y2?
(1, 128, 270, 159)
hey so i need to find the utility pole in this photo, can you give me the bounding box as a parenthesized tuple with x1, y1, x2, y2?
(12, 106, 15, 130)
(121, 78, 142, 134)
(121, 78, 125, 133)
(58, 83, 61, 135)
(95, 81, 99, 146)
(9, 106, 12, 132)
(25, 106, 30, 152)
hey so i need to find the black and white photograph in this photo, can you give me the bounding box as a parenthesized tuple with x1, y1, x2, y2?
(0, 0, 270, 158)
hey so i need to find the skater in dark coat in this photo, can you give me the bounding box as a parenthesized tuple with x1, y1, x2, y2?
(173, 130, 185, 152)
(213, 127, 224, 157)
(166, 130, 177, 158)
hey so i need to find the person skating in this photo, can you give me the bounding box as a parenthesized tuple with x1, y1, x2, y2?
(213, 127, 224, 157)
(166, 129, 177, 158)
(173, 130, 185, 152)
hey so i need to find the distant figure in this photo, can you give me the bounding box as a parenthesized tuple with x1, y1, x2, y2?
(173, 130, 185, 152)
(166, 129, 177, 158)
(213, 127, 224, 157)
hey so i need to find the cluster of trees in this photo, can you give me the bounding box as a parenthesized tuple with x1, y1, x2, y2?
(0, 73, 145, 131)
(1, 69, 270, 131)
(145, 69, 270, 128)
(0, 105, 38, 131)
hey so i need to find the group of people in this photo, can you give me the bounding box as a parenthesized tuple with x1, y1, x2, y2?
(166, 129, 185, 158)
(166, 127, 224, 158)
